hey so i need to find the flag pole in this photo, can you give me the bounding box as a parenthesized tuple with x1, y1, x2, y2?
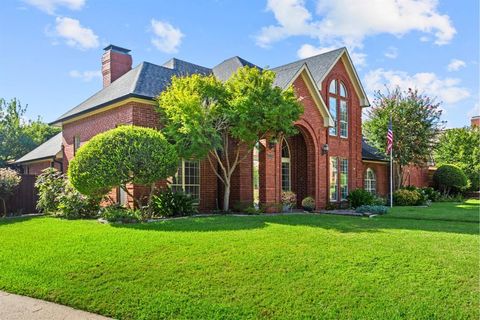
(389, 116, 393, 208)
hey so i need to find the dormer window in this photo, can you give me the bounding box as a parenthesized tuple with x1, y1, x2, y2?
(328, 80, 348, 138)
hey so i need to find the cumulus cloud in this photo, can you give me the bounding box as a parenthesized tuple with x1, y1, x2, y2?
(257, 0, 455, 65)
(150, 19, 184, 53)
(25, 0, 85, 14)
(364, 68, 470, 105)
(54, 16, 99, 50)
(69, 69, 101, 82)
(447, 59, 466, 72)
(384, 46, 398, 59)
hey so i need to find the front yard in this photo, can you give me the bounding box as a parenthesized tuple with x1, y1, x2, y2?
(0, 200, 478, 319)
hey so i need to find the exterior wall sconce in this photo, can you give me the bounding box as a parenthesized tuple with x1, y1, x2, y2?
(322, 144, 329, 155)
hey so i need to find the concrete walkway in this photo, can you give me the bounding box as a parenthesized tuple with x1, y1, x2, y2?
(0, 291, 111, 320)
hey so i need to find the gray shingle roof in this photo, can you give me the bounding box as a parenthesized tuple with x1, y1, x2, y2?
(52, 60, 212, 124)
(15, 133, 62, 164)
(212, 56, 259, 82)
(362, 138, 388, 162)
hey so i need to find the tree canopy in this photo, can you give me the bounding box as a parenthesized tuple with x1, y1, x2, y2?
(434, 126, 480, 191)
(363, 88, 444, 188)
(68, 125, 178, 209)
(0, 98, 60, 166)
(157, 66, 303, 211)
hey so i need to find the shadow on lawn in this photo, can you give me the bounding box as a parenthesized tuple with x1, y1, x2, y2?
(111, 213, 479, 235)
(0, 215, 39, 226)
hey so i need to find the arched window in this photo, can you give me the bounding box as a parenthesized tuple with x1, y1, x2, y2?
(281, 138, 291, 191)
(364, 168, 376, 194)
(328, 80, 348, 137)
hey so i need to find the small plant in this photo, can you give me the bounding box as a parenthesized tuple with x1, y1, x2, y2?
(281, 191, 296, 212)
(325, 202, 337, 210)
(35, 167, 65, 214)
(433, 164, 468, 195)
(243, 206, 263, 215)
(57, 182, 101, 219)
(393, 189, 422, 206)
(150, 189, 198, 217)
(0, 168, 22, 216)
(301, 196, 315, 212)
(232, 201, 251, 213)
(355, 205, 388, 215)
(347, 188, 374, 208)
(421, 187, 441, 202)
(372, 196, 387, 206)
(101, 204, 141, 223)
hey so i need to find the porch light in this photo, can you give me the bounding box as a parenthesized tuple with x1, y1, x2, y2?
(322, 144, 329, 155)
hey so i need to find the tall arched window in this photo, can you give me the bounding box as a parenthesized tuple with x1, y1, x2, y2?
(328, 80, 348, 137)
(364, 168, 376, 194)
(281, 138, 291, 191)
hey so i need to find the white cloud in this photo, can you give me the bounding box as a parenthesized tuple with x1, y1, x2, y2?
(297, 44, 366, 67)
(257, 0, 455, 65)
(364, 68, 470, 105)
(150, 19, 184, 53)
(69, 69, 101, 82)
(447, 59, 466, 72)
(53, 17, 99, 50)
(384, 46, 398, 59)
(25, 0, 85, 14)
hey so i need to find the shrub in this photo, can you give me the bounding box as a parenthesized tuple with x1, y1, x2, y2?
(101, 204, 141, 223)
(372, 196, 387, 206)
(243, 206, 263, 215)
(35, 167, 65, 214)
(437, 194, 464, 202)
(347, 188, 374, 208)
(355, 205, 388, 215)
(68, 126, 178, 209)
(0, 168, 22, 216)
(150, 189, 198, 217)
(433, 164, 468, 195)
(421, 187, 441, 202)
(301, 196, 315, 211)
(281, 191, 296, 211)
(232, 201, 251, 213)
(57, 182, 101, 219)
(393, 189, 422, 206)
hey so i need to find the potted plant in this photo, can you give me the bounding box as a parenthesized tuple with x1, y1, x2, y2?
(301, 196, 315, 212)
(281, 191, 296, 212)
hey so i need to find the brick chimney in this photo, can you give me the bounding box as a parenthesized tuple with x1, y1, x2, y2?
(471, 116, 480, 127)
(102, 45, 132, 87)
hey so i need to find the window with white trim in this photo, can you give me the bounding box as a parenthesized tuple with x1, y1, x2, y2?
(74, 135, 81, 155)
(364, 168, 376, 195)
(170, 159, 200, 202)
(328, 80, 348, 138)
(340, 159, 348, 200)
(281, 138, 291, 191)
(329, 157, 338, 201)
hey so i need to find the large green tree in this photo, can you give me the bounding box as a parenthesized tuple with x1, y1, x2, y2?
(363, 88, 444, 189)
(434, 126, 480, 190)
(157, 66, 303, 211)
(0, 98, 60, 166)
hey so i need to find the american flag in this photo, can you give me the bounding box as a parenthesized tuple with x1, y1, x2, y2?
(386, 120, 393, 153)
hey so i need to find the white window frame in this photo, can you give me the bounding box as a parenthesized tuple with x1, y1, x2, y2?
(364, 168, 377, 195)
(329, 157, 338, 202)
(340, 159, 348, 200)
(73, 135, 81, 155)
(281, 138, 291, 192)
(170, 159, 201, 203)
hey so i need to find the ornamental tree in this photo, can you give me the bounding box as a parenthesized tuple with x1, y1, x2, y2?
(68, 126, 178, 209)
(157, 66, 303, 211)
(434, 126, 480, 191)
(0, 167, 21, 216)
(363, 88, 444, 189)
(433, 164, 468, 195)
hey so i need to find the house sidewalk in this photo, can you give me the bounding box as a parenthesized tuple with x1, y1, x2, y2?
(0, 291, 111, 320)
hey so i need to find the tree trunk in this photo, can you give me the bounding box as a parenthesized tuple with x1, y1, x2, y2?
(223, 183, 231, 212)
(1, 198, 6, 217)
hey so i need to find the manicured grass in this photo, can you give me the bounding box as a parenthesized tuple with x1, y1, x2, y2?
(0, 202, 478, 319)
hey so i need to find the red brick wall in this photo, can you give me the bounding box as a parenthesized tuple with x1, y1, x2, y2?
(22, 160, 62, 175)
(403, 164, 433, 187)
(362, 162, 389, 196)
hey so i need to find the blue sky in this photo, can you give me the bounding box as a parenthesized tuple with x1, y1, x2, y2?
(0, 0, 478, 127)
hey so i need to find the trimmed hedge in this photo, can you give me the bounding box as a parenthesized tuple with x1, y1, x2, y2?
(433, 164, 468, 195)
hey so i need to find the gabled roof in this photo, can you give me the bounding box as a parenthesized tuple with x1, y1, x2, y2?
(212, 56, 259, 82)
(362, 138, 388, 162)
(15, 133, 62, 164)
(52, 60, 211, 125)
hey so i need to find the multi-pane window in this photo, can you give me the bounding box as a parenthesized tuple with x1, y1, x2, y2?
(73, 136, 81, 155)
(364, 168, 376, 194)
(328, 80, 348, 138)
(329, 157, 338, 201)
(340, 159, 348, 200)
(281, 139, 291, 191)
(171, 159, 200, 202)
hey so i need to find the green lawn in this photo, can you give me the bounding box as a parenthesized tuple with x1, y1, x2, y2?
(0, 201, 478, 319)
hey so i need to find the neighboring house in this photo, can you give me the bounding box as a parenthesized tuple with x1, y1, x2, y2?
(17, 44, 432, 210)
(14, 132, 63, 175)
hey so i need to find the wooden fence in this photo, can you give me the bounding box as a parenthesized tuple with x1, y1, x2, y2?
(6, 174, 38, 215)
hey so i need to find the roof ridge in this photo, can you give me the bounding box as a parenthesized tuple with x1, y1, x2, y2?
(274, 47, 345, 70)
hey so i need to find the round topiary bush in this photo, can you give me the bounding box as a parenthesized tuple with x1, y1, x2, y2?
(68, 125, 178, 209)
(433, 164, 468, 195)
(301, 196, 315, 211)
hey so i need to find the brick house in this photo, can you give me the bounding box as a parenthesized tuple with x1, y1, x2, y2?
(16, 44, 432, 211)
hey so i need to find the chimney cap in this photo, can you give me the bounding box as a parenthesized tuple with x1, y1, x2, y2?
(103, 44, 131, 54)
